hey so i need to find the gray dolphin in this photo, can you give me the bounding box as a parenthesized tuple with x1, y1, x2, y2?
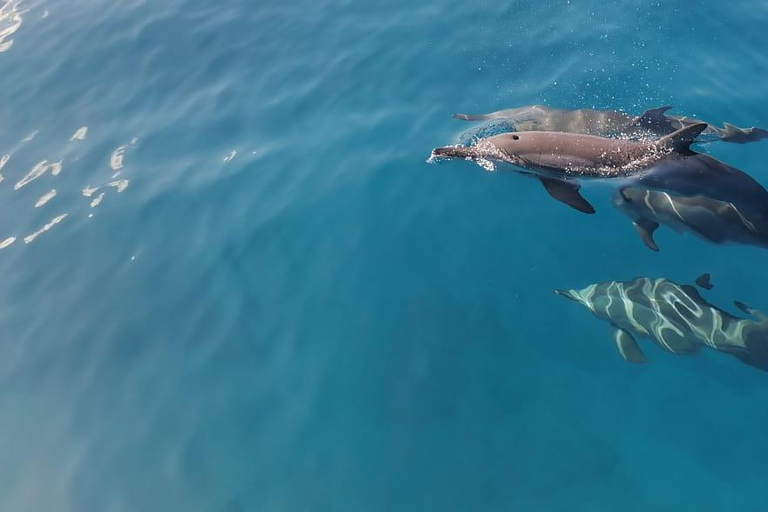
(613, 186, 768, 252)
(431, 123, 708, 214)
(555, 276, 768, 372)
(633, 151, 768, 211)
(454, 105, 768, 144)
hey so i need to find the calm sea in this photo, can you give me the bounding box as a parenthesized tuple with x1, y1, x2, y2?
(1, 0, 768, 510)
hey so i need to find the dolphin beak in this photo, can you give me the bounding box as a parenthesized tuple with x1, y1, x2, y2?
(431, 145, 477, 159)
(553, 289, 581, 302)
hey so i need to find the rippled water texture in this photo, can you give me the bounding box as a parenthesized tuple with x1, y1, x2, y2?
(2, 1, 768, 510)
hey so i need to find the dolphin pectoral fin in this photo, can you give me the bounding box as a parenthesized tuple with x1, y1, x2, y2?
(695, 273, 714, 290)
(659, 122, 709, 154)
(632, 106, 673, 128)
(538, 177, 596, 214)
(613, 328, 647, 364)
(632, 219, 660, 251)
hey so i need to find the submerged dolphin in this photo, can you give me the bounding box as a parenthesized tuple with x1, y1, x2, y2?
(555, 276, 768, 372)
(613, 186, 768, 252)
(453, 105, 768, 144)
(431, 123, 707, 214)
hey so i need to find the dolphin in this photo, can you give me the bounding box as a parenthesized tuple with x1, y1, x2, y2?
(632, 151, 768, 212)
(554, 276, 768, 372)
(453, 105, 768, 144)
(431, 123, 708, 214)
(613, 185, 768, 252)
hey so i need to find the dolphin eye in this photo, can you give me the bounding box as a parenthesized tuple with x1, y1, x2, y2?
(512, 135, 520, 140)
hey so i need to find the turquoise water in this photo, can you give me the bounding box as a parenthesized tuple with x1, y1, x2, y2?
(2, 0, 768, 510)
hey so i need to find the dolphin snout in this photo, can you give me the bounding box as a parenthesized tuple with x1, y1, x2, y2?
(554, 289, 582, 303)
(431, 145, 476, 159)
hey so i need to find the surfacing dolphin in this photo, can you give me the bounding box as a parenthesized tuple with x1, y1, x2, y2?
(453, 105, 768, 144)
(613, 185, 768, 252)
(431, 123, 708, 214)
(555, 276, 768, 372)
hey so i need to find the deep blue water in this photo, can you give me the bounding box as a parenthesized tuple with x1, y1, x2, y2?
(2, 0, 768, 510)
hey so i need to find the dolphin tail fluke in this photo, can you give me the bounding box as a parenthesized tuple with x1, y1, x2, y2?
(734, 301, 768, 323)
(659, 122, 709, 154)
(539, 177, 596, 214)
(613, 328, 648, 364)
(719, 123, 768, 144)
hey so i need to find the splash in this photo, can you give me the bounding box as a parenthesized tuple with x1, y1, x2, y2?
(224, 150, 237, 162)
(476, 158, 496, 172)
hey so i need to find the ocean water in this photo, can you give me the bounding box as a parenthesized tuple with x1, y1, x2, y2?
(2, 0, 768, 510)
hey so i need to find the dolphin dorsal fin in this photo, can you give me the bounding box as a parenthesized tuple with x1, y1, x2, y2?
(695, 273, 713, 290)
(659, 122, 708, 154)
(633, 106, 673, 127)
(723, 122, 738, 134)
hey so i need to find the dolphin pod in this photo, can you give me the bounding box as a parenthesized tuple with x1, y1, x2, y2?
(555, 276, 768, 372)
(431, 104, 768, 373)
(453, 105, 768, 144)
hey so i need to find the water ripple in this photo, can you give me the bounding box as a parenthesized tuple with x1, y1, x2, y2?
(0, 0, 23, 53)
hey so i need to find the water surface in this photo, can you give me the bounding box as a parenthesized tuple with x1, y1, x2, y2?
(1, 0, 768, 510)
